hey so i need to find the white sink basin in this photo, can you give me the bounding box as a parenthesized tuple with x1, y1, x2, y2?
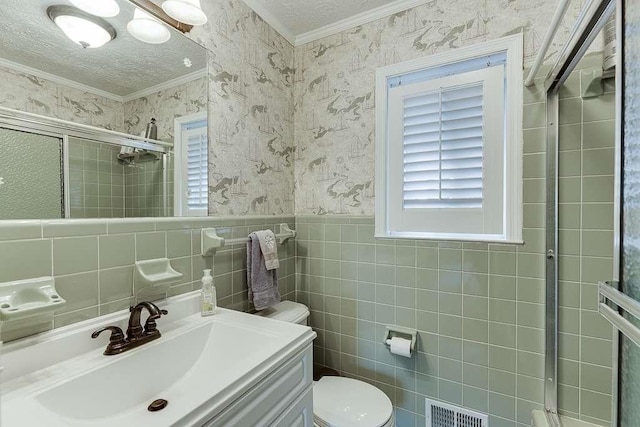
(37, 322, 212, 420)
(1, 293, 315, 427)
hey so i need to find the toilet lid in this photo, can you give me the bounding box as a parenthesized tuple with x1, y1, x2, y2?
(313, 377, 393, 427)
(254, 301, 309, 323)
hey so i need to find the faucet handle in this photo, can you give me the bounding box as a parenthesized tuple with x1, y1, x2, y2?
(144, 307, 168, 334)
(92, 326, 127, 355)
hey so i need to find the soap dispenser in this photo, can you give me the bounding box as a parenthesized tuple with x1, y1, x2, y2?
(201, 269, 216, 316)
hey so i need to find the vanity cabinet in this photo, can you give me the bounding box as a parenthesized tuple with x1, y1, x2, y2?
(204, 346, 313, 427)
(1, 295, 316, 427)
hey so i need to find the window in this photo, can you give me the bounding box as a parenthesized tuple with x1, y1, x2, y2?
(375, 35, 523, 243)
(174, 112, 208, 216)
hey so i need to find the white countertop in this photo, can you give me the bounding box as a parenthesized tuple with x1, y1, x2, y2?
(1, 292, 315, 426)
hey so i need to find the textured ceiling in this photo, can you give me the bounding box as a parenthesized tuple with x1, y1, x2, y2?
(0, 0, 206, 97)
(248, 0, 397, 36)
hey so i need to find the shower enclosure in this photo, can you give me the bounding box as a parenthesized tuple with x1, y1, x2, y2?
(616, 1, 640, 425)
(0, 110, 171, 220)
(541, 0, 640, 425)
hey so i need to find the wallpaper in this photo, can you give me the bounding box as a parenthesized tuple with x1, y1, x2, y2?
(0, 0, 298, 218)
(123, 77, 208, 142)
(0, 65, 125, 131)
(0, 0, 600, 219)
(292, 0, 588, 215)
(187, 0, 296, 216)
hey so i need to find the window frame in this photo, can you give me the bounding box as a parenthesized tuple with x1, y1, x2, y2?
(375, 34, 524, 243)
(173, 111, 208, 217)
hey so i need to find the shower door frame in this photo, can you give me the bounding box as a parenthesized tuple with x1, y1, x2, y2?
(542, 0, 618, 424)
(0, 112, 171, 219)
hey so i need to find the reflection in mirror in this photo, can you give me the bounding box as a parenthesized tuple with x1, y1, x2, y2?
(0, 0, 208, 220)
(67, 137, 169, 219)
(0, 128, 63, 219)
(0, 128, 170, 220)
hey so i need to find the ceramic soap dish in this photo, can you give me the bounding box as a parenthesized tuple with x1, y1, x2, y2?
(0, 277, 66, 322)
(135, 258, 183, 287)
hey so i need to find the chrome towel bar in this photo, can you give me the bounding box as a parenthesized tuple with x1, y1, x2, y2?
(599, 282, 640, 347)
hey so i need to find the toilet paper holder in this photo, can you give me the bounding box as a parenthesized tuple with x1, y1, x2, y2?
(383, 325, 417, 353)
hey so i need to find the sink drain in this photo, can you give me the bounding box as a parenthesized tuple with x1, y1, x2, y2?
(148, 399, 168, 412)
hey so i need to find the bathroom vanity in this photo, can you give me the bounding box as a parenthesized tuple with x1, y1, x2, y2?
(1, 292, 316, 426)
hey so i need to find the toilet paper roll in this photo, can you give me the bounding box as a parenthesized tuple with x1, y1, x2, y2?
(388, 336, 412, 358)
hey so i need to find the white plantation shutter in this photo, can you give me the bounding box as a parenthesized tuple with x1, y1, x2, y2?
(386, 65, 506, 238)
(402, 83, 484, 209)
(174, 113, 208, 216)
(185, 128, 208, 211)
(376, 35, 523, 242)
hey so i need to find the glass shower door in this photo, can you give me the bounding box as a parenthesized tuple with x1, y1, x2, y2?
(618, 1, 640, 425)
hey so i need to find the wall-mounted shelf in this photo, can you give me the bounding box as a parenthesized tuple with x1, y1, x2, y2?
(201, 223, 297, 256)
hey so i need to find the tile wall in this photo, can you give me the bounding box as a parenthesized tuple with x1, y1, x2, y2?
(68, 137, 174, 219)
(0, 215, 295, 341)
(294, 55, 616, 427)
(123, 153, 173, 218)
(555, 56, 616, 423)
(68, 137, 125, 219)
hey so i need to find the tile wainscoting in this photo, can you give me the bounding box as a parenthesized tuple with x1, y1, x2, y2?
(294, 213, 615, 427)
(0, 215, 295, 341)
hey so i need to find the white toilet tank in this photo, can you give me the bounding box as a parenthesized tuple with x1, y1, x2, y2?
(254, 301, 310, 325)
(254, 301, 396, 427)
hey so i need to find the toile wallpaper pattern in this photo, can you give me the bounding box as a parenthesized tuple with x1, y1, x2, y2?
(123, 77, 208, 142)
(292, 0, 588, 215)
(0, 0, 297, 217)
(0, 64, 125, 131)
(0, 0, 595, 218)
(187, 0, 296, 216)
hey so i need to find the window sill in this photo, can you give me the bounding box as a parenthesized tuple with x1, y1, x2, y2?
(375, 232, 524, 245)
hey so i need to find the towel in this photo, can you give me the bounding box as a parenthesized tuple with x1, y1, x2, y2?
(247, 233, 281, 310)
(254, 230, 280, 270)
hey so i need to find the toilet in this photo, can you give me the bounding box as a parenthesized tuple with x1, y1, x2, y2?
(255, 301, 395, 427)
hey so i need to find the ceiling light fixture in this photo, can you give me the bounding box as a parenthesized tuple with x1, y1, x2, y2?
(48, 5, 117, 49)
(68, 0, 120, 17)
(161, 0, 207, 26)
(127, 8, 171, 44)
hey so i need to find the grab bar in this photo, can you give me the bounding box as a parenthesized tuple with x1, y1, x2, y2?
(599, 282, 640, 347)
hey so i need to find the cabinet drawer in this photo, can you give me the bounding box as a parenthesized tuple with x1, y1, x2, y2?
(206, 346, 312, 427)
(271, 387, 313, 427)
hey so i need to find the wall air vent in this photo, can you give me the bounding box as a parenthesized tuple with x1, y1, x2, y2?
(425, 399, 488, 427)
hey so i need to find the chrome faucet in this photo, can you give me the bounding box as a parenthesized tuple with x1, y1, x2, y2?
(92, 302, 168, 356)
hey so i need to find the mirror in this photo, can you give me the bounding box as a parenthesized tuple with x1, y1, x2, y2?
(0, 0, 208, 220)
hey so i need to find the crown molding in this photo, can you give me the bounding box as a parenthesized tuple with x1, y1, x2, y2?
(241, 0, 434, 47)
(122, 68, 208, 102)
(241, 0, 296, 46)
(294, 0, 434, 45)
(0, 57, 207, 105)
(0, 57, 124, 102)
